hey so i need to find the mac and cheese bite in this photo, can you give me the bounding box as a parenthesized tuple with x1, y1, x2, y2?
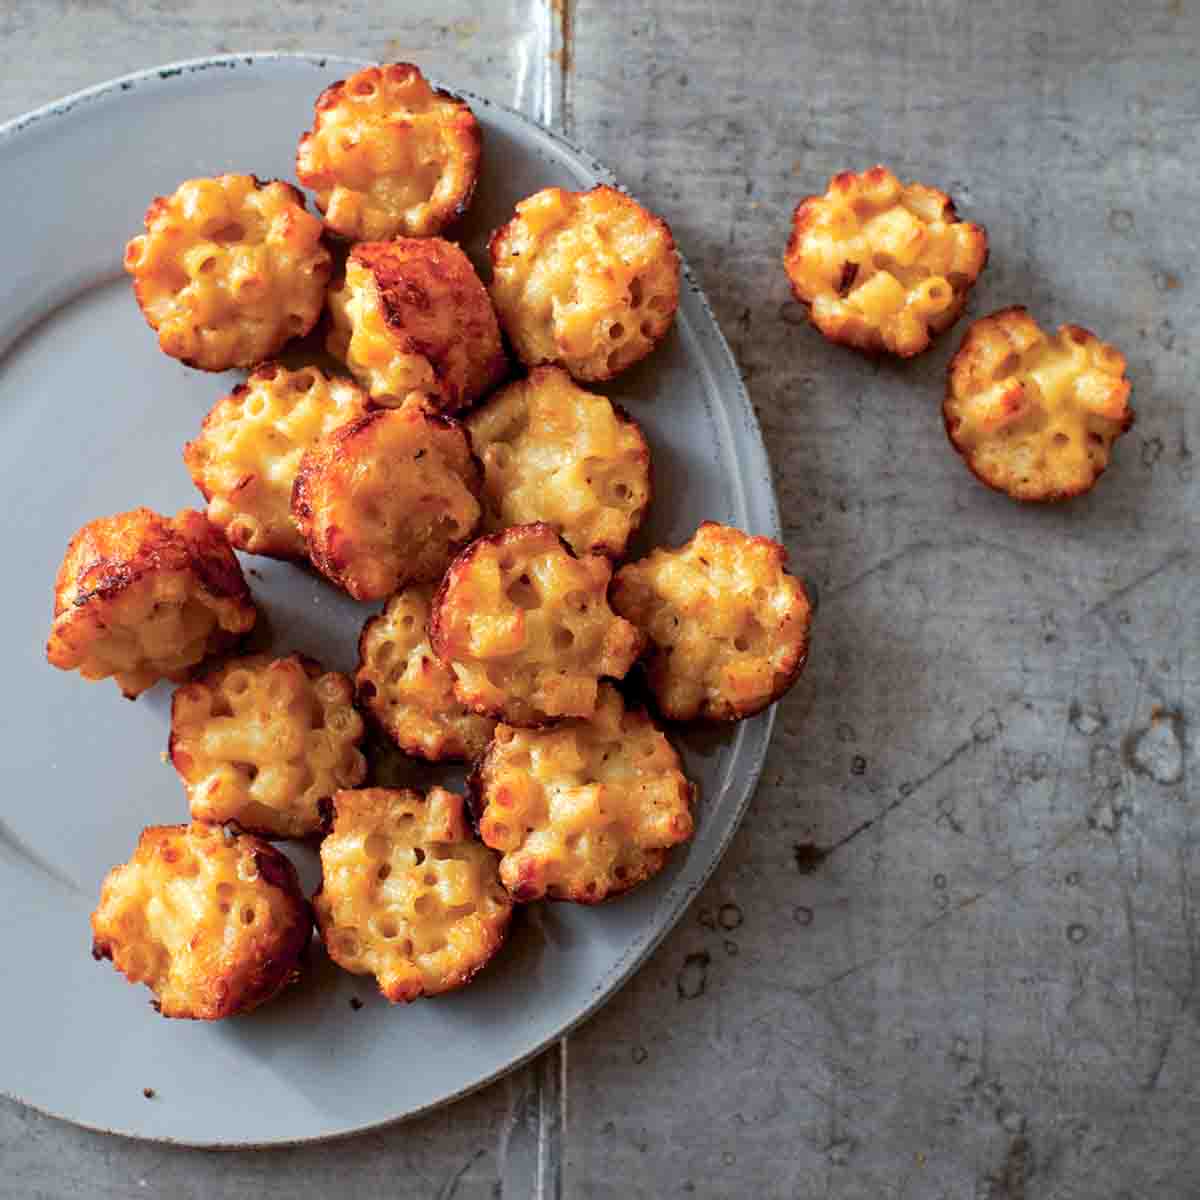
(489, 185, 680, 381)
(170, 654, 366, 840)
(296, 63, 481, 241)
(944, 307, 1134, 501)
(292, 403, 482, 602)
(46, 508, 257, 699)
(466, 366, 652, 557)
(784, 165, 987, 357)
(430, 524, 643, 726)
(356, 586, 496, 762)
(124, 174, 331, 371)
(611, 522, 811, 721)
(90, 822, 310, 1020)
(326, 239, 507, 412)
(184, 364, 370, 560)
(314, 787, 512, 1002)
(469, 684, 694, 903)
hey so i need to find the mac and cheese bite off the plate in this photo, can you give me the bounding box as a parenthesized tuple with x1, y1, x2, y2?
(612, 522, 812, 721)
(944, 307, 1134, 502)
(47, 507, 258, 699)
(91, 822, 311, 1020)
(296, 62, 481, 242)
(124, 174, 331, 371)
(170, 654, 366, 840)
(292, 403, 482, 602)
(314, 787, 512, 1003)
(784, 165, 987, 357)
(466, 366, 652, 558)
(469, 683, 695, 903)
(356, 585, 497, 763)
(184, 364, 371, 560)
(489, 185, 680, 382)
(430, 523, 644, 727)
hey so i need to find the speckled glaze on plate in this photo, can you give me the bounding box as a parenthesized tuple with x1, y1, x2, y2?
(0, 53, 780, 1146)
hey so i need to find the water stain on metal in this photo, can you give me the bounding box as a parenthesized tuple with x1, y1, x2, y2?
(1123, 710, 1185, 785)
(676, 951, 711, 999)
(792, 842, 829, 874)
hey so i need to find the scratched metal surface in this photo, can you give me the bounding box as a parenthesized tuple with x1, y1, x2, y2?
(3, 1, 1199, 1197)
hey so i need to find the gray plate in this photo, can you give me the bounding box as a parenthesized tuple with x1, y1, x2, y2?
(0, 52, 780, 1146)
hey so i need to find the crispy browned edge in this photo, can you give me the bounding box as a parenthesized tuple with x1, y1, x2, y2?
(486, 184, 682, 382)
(312, 787, 512, 1002)
(471, 366, 654, 558)
(782, 164, 990, 359)
(613, 519, 813, 723)
(428, 522, 636, 729)
(296, 63, 483, 240)
(126, 177, 331, 372)
(942, 306, 1136, 503)
(353, 603, 482, 764)
(349, 238, 509, 412)
(183, 364, 318, 563)
(168, 653, 365, 839)
(90, 824, 313, 1020)
(465, 700, 696, 904)
(291, 406, 483, 601)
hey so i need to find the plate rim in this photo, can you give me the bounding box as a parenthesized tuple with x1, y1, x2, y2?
(0, 50, 782, 1147)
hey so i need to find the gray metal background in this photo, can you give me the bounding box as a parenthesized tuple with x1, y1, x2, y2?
(2, 1, 1197, 1196)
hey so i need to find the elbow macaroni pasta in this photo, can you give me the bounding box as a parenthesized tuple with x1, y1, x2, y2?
(124, 174, 331, 371)
(784, 165, 987, 357)
(314, 787, 512, 1002)
(466, 366, 652, 558)
(184, 364, 371, 560)
(944, 307, 1134, 501)
(170, 654, 366, 840)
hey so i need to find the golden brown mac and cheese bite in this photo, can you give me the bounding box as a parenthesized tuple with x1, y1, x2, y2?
(90, 822, 311, 1019)
(46, 508, 257, 699)
(356, 586, 496, 762)
(784, 165, 987, 357)
(292, 403, 482, 602)
(326, 239, 507, 412)
(314, 787, 511, 1002)
(184, 364, 370, 560)
(489, 185, 680, 382)
(466, 366, 652, 558)
(124, 174, 331, 371)
(612, 522, 811, 721)
(170, 654, 367, 840)
(430, 523, 643, 726)
(944, 307, 1134, 501)
(296, 63, 481, 242)
(469, 683, 694, 903)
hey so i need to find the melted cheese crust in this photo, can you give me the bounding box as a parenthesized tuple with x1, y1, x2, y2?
(470, 683, 694, 903)
(489, 185, 680, 381)
(184, 364, 370, 560)
(356, 586, 496, 762)
(326, 240, 506, 411)
(171, 654, 366, 839)
(430, 524, 643, 726)
(314, 787, 511, 1002)
(292, 403, 482, 601)
(124, 175, 331, 371)
(90, 822, 310, 1019)
(296, 63, 481, 241)
(46, 508, 258, 698)
(784, 165, 987, 357)
(466, 366, 651, 557)
(611, 522, 811, 721)
(944, 307, 1134, 501)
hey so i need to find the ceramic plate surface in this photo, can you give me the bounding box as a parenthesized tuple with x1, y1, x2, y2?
(0, 53, 780, 1145)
